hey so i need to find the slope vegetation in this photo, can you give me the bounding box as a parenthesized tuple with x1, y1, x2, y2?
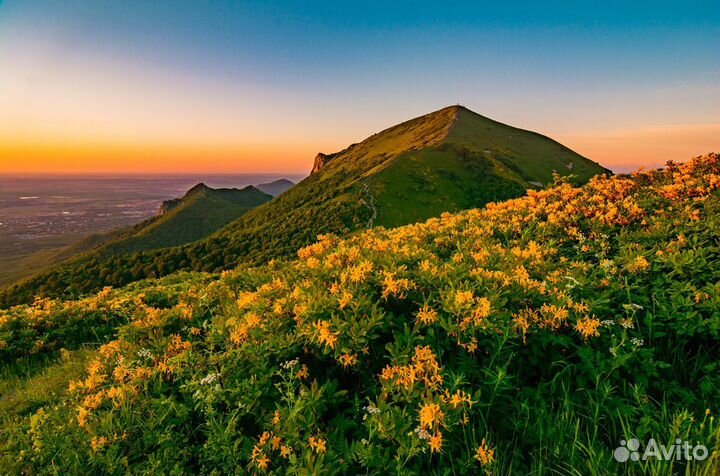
(0, 154, 717, 474)
(99, 184, 272, 254)
(0, 106, 607, 306)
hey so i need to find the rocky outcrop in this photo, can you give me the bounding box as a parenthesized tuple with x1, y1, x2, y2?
(159, 198, 182, 216)
(311, 153, 332, 174)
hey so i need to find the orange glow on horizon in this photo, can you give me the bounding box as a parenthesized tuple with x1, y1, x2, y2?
(0, 140, 320, 175)
(557, 123, 720, 172)
(2, 122, 718, 175)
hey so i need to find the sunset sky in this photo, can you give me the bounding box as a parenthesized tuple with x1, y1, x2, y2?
(1, 0, 718, 174)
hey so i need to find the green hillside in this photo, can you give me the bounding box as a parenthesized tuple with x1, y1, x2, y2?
(52, 184, 271, 261)
(371, 107, 606, 226)
(101, 184, 272, 254)
(0, 185, 271, 289)
(0, 106, 608, 307)
(1, 154, 718, 474)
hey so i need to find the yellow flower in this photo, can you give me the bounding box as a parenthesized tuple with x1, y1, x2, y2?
(309, 436, 327, 454)
(460, 338, 478, 354)
(236, 291, 258, 310)
(416, 305, 438, 325)
(447, 390, 472, 409)
(475, 438, 495, 465)
(474, 297, 491, 319)
(252, 444, 271, 470)
(627, 255, 649, 273)
(296, 364, 309, 380)
(338, 291, 353, 310)
(575, 317, 601, 340)
(90, 435, 109, 452)
(82, 392, 104, 411)
(273, 410, 281, 426)
(428, 432, 443, 453)
(380, 346, 443, 391)
(419, 402, 444, 430)
(313, 320, 338, 349)
(454, 290, 474, 308)
(539, 304, 569, 329)
(381, 271, 413, 299)
(695, 291, 710, 303)
(77, 407, 89, 428)
(98, 340, 122, 359)
(347, 260, 373, 283)
(256, 453, 270, 470)
(419, 259, 438, 275)
(339, 353, 358, 368)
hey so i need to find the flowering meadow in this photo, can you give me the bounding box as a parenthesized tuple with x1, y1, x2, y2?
(1, 154, 720, 474)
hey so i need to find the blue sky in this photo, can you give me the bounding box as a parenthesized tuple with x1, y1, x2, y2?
(1, 0, 718, 172)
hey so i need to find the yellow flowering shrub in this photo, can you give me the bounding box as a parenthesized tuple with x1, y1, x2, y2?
(2, 154, 720, 474)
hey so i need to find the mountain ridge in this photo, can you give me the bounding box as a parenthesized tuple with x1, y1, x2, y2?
(0, 105, 609, 306)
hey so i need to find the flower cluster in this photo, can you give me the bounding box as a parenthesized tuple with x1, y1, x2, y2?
(3, 154, 720, 474)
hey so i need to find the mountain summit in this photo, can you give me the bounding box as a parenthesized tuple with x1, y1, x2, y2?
(313, 105, 605, 182)
(1, 106, 608, 305)
(303, 105, 607, 226)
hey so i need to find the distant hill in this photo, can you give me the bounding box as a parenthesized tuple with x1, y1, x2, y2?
(58, 184, 272, 258)
(255, 178, 295, 196)
(0, 105, 608, 306)
(106, 184, 272, 253)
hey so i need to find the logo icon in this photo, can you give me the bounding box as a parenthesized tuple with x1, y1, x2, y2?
(614, 438, 641, 462)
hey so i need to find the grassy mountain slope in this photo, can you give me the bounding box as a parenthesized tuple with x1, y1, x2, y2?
(53, 184, 272, 260)
(0, 106, 607, 307)
(99, 184, 272, 255)
(370, 108, 606, 227)
(1, 154, 718, 474)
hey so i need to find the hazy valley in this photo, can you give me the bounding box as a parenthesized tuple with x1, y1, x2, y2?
(0, 175, 300, 286)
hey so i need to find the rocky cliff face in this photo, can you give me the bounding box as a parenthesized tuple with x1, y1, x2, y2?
(311, 144, 360, 175)
(311, 153, 332, 174)
(159, 198, 182, 216)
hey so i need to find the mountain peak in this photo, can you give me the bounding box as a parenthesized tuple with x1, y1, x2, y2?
(186, 183, 212, 196)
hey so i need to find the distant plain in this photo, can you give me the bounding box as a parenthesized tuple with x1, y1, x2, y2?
(0, 173, 305, 285)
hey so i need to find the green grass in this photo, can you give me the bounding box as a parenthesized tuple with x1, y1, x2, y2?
(446, 107, 606, 185)
(372, 147, 526, 227)
(0, 350, 95, 419)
